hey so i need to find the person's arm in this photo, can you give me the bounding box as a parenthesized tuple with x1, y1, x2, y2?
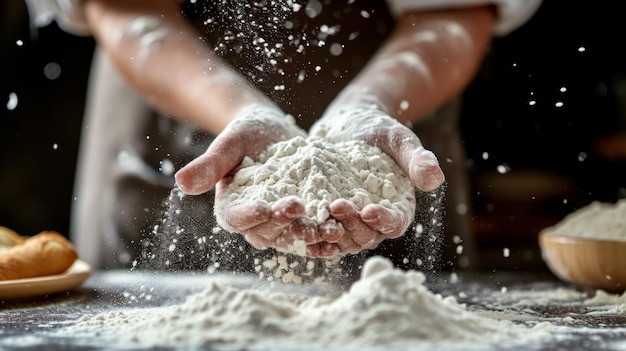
(329, 6, 495, 124)
(84, 0, 307, 194)
(333, 6, 495, 124)
(82, 0, 276, 134)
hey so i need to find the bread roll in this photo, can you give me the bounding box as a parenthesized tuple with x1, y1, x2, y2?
(0, 226, 25, 250)
(0, 231, 78, 281)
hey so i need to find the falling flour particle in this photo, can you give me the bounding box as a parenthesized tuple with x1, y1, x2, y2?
(43, 62, 61, 80)
(218, 136, 415, 230)
(547, 199, 626, 240)
(58, 257, 550, 350)
(6, 92, 18, 110)
(159, 158, 175, 176)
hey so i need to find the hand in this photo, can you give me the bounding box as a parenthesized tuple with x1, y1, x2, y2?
(175, 104, 305, 195)
(302, 106, 445, 256)
(311, 107, 445, 191)
(175, 104, 317, 253)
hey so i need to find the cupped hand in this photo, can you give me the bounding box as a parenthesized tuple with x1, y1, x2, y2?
(302, 194, 418, 258)
(299, 106, 445, 257)
(175, 105, 315, 252)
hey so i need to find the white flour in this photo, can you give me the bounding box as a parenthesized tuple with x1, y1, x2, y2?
(585, 289, 626, 305)
(584, 289, 626, 313)
(544, 199, 626, 312)
(223, 136, 415, 225)
(217, 135, 416, 254)
(548, 199, 626, 240)
(59, 257, 550, 350)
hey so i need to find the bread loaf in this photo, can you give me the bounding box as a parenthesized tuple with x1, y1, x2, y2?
(0, 226, 25, 249)
(0, 231, 78, 281)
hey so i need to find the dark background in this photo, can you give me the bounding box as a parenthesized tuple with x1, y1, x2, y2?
(1, 2, 94, 237)
(461, 1, 626, 269)
(1, 1, 624, 270)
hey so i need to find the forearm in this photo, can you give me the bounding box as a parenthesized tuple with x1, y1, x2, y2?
(83, 0, 276, 134)
(327, 6, 495, 124)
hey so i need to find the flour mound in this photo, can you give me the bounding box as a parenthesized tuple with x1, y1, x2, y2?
(219, 136, 415, 227)
(61, 257, 545, 350)
(549, 199, 626, 240)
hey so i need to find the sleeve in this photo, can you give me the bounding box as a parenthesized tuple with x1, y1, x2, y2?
(24, 0, 91, 36)
(385, 0, 543, 36)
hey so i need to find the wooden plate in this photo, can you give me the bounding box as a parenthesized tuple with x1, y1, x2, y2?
(0, 260, 92, 300)
(539, 231, 626, 292)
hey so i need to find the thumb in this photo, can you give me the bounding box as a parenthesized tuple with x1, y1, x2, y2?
(406, 147, 445, 192)
(175, 138, 245, 195)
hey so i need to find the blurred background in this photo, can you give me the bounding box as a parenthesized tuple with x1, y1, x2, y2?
(1, 1, 624, 271)
(1, 3, 94, 237)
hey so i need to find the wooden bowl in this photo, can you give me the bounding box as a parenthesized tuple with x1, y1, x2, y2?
(539, 231, 626, 293)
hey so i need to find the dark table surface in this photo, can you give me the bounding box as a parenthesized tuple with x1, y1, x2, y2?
(2, 269, 626, 351)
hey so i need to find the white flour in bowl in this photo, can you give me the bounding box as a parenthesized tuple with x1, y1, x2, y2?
(58, 257, 551, 350)
(547, 199, 626, 240)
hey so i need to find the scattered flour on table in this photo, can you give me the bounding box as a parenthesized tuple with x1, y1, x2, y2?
(548, 199, 626, 240)
(219, 135, 415, 226)
(58, 257, 551, 350)
(585, 289, 626, 306)
(584, 289, 626, 314)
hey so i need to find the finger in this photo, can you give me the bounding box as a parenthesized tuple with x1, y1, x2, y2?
(272, 197, 324, 245)
(319, 220, 362, 255)
(373, 124, 445, 192)
(271, 196, 306, 227)
(330, 199, 378, 248)
(361, 204, 405, 238)
(274, 217, 317, 251)
(240, 196, 306, 243)
(406, 147, 445, 192)
(175, 133, 245, 195)
(332, 230, 364, 255)
(319, 219, 344, 243)
(243, 233, 274, 250)
(216, 199, 272, 233)
(306, 242, 342, 258)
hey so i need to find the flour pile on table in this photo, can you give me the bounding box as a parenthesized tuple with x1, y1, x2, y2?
(60, 257, 550, 350)
(548, 199, 626, 240)
(218, 135, 415, 233)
